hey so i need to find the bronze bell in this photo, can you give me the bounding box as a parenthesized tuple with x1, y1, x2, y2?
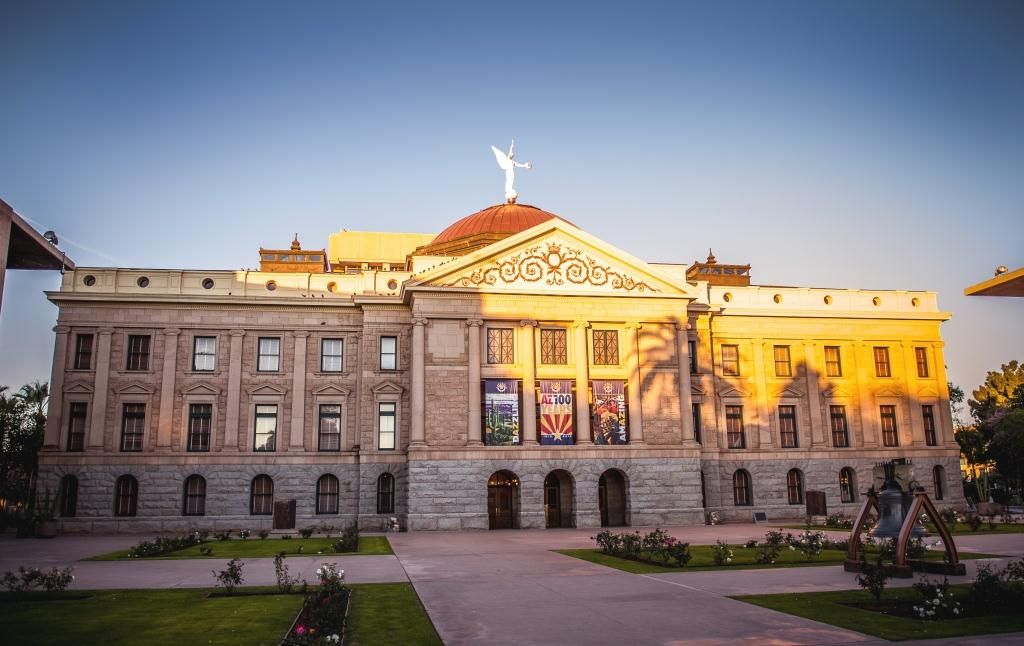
(871, 461, 925, 540)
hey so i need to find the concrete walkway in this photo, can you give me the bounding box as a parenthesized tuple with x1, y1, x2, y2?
(2, 525, 1023, 644)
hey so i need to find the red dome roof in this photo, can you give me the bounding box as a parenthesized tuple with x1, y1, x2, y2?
(431, 203, 568, 245)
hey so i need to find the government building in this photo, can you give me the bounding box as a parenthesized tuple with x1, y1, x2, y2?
(37, 199, 962, 532)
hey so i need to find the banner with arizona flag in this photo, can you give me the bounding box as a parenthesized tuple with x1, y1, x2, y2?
(539, 380, 574, 445)
(592, 380, 628, 445)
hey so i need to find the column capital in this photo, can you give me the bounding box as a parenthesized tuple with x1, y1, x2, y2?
(230, 329, 246, 338)
(625, 321, 643, 331)
(53, 325, 72, 335)
(519, 319, 539, 328)
(163, 327, 181, 336)
(675, 322, 691, 332)
(97, 327, 115, 336)
(292, 331, 310, 339)
(572, 320, 590, 329)
(411, 317, 430, 327)
(465, 318, 484, 328)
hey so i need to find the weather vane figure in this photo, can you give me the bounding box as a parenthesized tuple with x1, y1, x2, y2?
(491, 140, 532, 203)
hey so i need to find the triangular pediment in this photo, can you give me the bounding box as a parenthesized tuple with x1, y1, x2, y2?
(875, 387, 904, 399)
(116, 383, 155, 395)
(182, 382, 220, 396)
(246, 384, 287, 397)
(371, 380, 404, 395)
(917, 386, 939, 399)
(774, 385, 805, 399)
(407, 219, 698, 298)
(717, 385, 750, 399)
(691, 383, 706, 397)
(313, 384, 351, 397)
(63, 381, 94, 394)
(822, 385, 853, 399)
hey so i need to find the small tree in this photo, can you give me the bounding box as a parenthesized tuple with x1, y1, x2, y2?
(856, 558, 889, 601)
(212, 558, 244, 595)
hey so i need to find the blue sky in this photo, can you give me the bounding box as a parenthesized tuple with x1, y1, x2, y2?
(1, 0, 1021, 402)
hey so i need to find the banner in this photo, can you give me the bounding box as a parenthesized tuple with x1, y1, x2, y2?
(539, 380, 574, 445)
(592, 380, 628, 445)
(484, 379, 520, 446)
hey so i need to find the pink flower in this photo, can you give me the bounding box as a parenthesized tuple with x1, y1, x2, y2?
(295, 625, 306, 636)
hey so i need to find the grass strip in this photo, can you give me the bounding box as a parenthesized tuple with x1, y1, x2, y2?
(85, 535, 393, 560)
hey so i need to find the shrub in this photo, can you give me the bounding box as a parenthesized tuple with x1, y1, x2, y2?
(966, 514, 983, 532)
(620, 531, 642, 559)
(641, 528, 670, 556)
(825, 513, 853, 529)
(274, 552, 299, 593)
(212, 558, 244, 595)
(258, 529, 270, 539)
(318, 522, 337, 538)
(2, 566, 74, 593)
(912, 577, 962, 620)
(127, 532, 206, 558)
(878, 537, 926, 563)
(756, 530, 786, 564)
(239, 528, 251, 540)
(788, 529, 825, 560)
(939, 508, 961, 530)
(593, 530, 623, 556)
(856, 558, 889, 601)
(664, 539, 692, 567)
(299, 527, 315, 539)
(215, 530, 232, 541)
(280, 534, 293, 540)
(199, 545, 213, 556)
(712, 540, 733, 566)
(282, 565, 347, 645)
(743, 539, 758, 549)
(330, 523, 359, 553)
(966, 561, 1024, 613)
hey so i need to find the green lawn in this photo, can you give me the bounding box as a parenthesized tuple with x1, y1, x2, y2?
(0, 587, 302, 645)
(347, 583, 442, 646)
(778, 523, 1024, 536)
(734, 585, 1024, 641)
(555, 546, 998, 574)
(85, 535, 393, 561)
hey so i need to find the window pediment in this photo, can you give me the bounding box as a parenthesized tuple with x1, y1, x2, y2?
(116, 383, 156, 395)
(181, 382, 220, 397)
(312, 384, 351, 397)
(246, 384, 288, 397)
(371, 380, 404, 396)
(63, 381, 94, 394)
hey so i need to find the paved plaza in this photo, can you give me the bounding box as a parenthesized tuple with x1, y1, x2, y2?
(2, 524, 1024, 645)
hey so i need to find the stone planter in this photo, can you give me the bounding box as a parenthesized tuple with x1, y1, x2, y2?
(35, 520, 58, 538)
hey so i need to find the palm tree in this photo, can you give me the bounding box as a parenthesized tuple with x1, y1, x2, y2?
(15, 381, 49, 426)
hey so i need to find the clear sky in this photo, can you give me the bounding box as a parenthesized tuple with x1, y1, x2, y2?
(1, 0, 1021, 402)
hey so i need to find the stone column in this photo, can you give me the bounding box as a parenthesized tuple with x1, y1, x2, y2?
(43, 326, 71, 448)
(803, 342, 825, 447)
(466, 319, 484, 446)
(626, 323, 644, 444)
(410, 318, 427, 448)
(87, 328, 113, 449)
(223, 329, 245, 449)
(290, 331, 308, 450)
(676, 323, 697, 446)
(901, 341, 925, 446)
(156, 328, 180, 449)
(519, 320, 539, 445)
(750, 339, 768, 449)
(854, 342, 878, 446)
(932, 342, 957, 446)
(573, 321, 592, 444)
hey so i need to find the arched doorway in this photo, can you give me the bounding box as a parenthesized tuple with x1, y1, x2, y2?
(598, 469, 628, 527)
(488, 470, 520, 529)
(544, 470, 575, 528)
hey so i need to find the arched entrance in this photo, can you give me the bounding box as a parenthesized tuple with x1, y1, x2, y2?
(488, 470, 520, 530)
(544, 470, 575, 528)
(598, 469, 628, 527)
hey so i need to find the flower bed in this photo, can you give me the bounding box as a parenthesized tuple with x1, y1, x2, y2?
(282, 563, 349, 645)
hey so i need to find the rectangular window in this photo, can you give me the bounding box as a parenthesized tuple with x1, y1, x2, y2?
(773, 345, 792, 377)
(589, 330, 617, 365)
(486, 328, 515, 364)
(874, 346, 891, 377)
(688, 339, 698, 374)
(540, 329, 568, 364)
(321, 339, 344, 372)
(880, 404, 899, 447)
(779, 405, 798, 448)
(66, 402, 87, 451)
(120, 403, 145, 451)
(379, 336, 397, 370)
(187, 404, 212, 452)
(253, 404, 277, 452)
(125, 335, 151, 371)
(73, 334, 93, 370)
(192, 336, 216, 372)
(824, 346, 842, 377)
(692, 403, 702, 445)
(726, 405, 745, 449)
(915, 347, 929, 378)
(922, 405, 937, 446)
(721, 344, 740, 376)
(257, 337, 281, 372)
(319, 404, 342, 451)
(378, 402, 396, 450)
(830, 405, 849, 447)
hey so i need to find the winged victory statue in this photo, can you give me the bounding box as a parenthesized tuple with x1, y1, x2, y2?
(491, 140, 532, 203)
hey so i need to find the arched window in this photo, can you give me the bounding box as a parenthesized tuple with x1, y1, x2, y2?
(933, 465, 945, 501)
(839, 468, 857, 503)
(251, 475, 274, 515)
(114, 475, 138, 517)
(59, 475, 79, 517)
(316, 474, 340, 514)
(733, 470, 752, 506)
(787, 469, 804, 505)
(183, 475, 207, 516)
(377, 473, 395, 514)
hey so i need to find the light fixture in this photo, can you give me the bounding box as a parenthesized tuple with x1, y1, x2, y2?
(43, 230, 59, 246)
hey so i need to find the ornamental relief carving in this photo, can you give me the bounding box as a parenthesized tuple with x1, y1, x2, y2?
(443, 242, 660, 293)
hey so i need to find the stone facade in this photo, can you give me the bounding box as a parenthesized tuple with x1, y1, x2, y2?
(37, 211, 964, 533)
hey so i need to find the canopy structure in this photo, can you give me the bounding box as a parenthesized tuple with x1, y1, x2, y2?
(0, 198, 75, 315)
(965, 267, 1024, 297)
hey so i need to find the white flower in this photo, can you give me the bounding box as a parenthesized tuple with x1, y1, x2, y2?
(725, 558, 731, 563)
(953, 608, 960, 615)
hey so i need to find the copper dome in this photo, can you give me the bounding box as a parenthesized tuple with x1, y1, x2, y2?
(417, 203, 572, 257)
